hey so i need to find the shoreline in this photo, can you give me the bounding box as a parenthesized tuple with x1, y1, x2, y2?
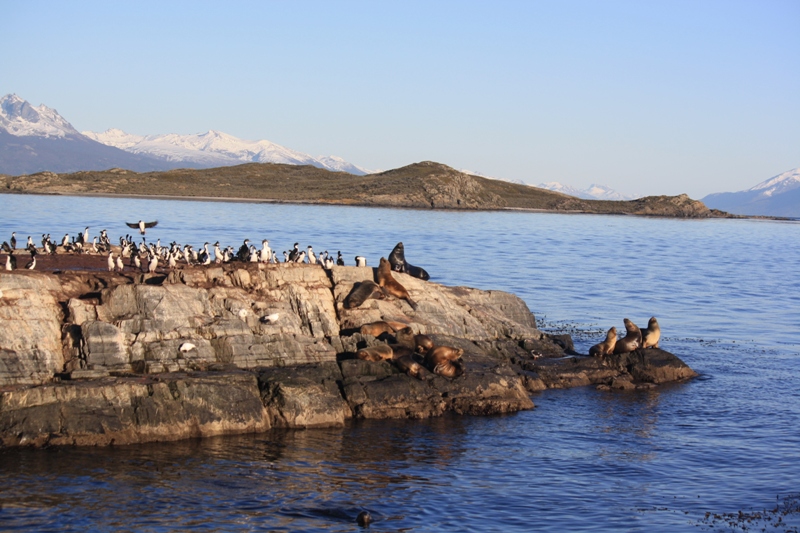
(1, 189, 789, 221)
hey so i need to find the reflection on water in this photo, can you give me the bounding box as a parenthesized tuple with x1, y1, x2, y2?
(0, 196, 799, 531)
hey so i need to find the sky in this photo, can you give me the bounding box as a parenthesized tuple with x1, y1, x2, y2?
(2, 0, 798, 198)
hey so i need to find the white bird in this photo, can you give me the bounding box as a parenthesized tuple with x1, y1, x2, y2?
(107, 252, 115, 272)
(260, 240, 272, 263)
(260, 313, 280, 324)
(179, 342, 196, 353)
(147, 254, 158, 273)
(115, 255, 124, 272)
(307, 246, 317, 264)
(355, 256, 367, 267)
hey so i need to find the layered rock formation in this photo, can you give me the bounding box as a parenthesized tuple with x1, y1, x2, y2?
(0, 263, 696, 447)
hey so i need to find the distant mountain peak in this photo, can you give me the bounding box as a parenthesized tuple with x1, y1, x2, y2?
(537, 181, 637, 201)
(747, 168, 800, 197)
(0, 93, 80, 138)
(702, 167, 800, 217)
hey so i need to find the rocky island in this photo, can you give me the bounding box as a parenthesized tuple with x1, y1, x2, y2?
(0, 256, 697, 448)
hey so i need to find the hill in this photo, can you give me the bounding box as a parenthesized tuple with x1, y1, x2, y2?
(0, 160, 726, 218)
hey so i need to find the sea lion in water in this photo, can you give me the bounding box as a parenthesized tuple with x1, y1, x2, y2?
(641, 317, 661, 349)
(589, 326, 617, 357)
(424, 345, 465, 378)
(377, 257, 418, 310)
(613, 318, 642, 354)
(388, 242, 431, 281)
(344, 280, 386, 309)
(356, 344, 394, 362)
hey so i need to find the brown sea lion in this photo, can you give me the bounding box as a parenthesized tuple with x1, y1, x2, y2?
(343, 280, 386, 309)
(641, 317, 661, 349)
(424, 345, 465, 378)
(589, 326, 617, 357)
(384, 320, 411, 332)
(360, 321, 397, 337)
(613, 318, 642, 354)
(376, 257, 418, 310)
(388, 242, 431, 281)
(393, 353, 426, 380)
(414, 334, 434, 354)
(356, 344, 394, 362)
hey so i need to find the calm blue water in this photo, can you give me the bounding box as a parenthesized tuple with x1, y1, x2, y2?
(1, 194, 798, 532)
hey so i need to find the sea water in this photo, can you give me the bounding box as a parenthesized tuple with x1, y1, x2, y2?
(0, 195, 798, 532)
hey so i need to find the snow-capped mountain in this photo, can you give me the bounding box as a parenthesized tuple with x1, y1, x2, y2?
(537, 181, 637, 201)
(0, 94, 80, 138)
(0, 94, 188, 175)
(0, 94, 371, 176)
(82, 128, 371, 175)
(702, 168, 800, 217)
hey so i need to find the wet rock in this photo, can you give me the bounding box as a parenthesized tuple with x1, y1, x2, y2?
(0, 371, 270, 447)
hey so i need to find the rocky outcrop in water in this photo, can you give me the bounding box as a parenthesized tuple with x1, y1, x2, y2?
(0, 263, 696, 447)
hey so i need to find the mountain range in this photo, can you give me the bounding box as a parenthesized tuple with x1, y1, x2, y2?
(702, 168, 800, 218)
(0, 94, 369, 176)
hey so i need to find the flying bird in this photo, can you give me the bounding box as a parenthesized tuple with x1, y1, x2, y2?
(126, 220, 158, 235)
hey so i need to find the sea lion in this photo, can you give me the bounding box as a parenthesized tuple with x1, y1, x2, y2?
(376, 257, 418, 310)
(360, 321, 397, 337)
(343, 280, 386, 309)
(613, 318, 642, 354)
(589, 326, 617, 357)
(388, 242, 431, 281)
(356, 344, 394, 362)
(641, 317, 661, 349)
(393, 353, 426, 380)
(414, 334, 434, 354)
(424, 345, 465, 378)
(393, 326, 417, 348)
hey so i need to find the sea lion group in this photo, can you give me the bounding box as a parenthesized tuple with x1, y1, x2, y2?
(355, 324, 464, 380)
(589, 317, 661, 356)
(344, 243, 465, 379)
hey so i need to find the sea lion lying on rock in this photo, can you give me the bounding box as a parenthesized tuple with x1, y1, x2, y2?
(344, 280, 386, 309)
(641, 317, 661, 349)
(589, 326, 617, 357)
(424, 345, 465, 378)
(613, 318, 642, 354)
(356, 344, 394, 362)
(393, 353, 426, 380)
(388, 242, 430, 281)
(360, 321, 397, 337)
(377, 257, 418, 310)
(414, 334, 434, 354)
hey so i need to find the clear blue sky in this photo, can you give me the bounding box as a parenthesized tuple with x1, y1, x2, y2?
(3, 0, 798, 197)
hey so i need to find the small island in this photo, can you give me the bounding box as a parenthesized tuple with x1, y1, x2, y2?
(0, 250, 696, 448)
